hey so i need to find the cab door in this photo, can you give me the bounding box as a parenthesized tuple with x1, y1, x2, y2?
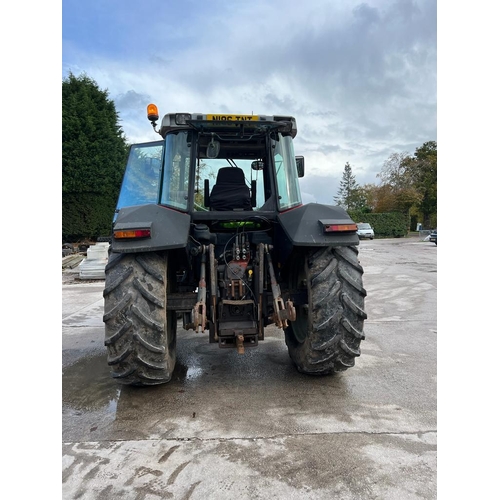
(115, 141, 164, 215)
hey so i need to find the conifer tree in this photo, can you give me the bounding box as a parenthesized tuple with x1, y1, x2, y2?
(62, 73, 128, 241)
(334, 162, 361, 210)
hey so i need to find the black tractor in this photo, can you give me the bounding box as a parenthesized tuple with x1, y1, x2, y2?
(103, 106, 367, 386)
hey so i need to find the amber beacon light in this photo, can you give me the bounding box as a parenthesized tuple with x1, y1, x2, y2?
(147, 103, 159, 122)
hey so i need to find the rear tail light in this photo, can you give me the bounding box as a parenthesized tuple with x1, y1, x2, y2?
(319, 220, 357, 233)
(323, 224, 357, 233)
(113, 229, 151, 239)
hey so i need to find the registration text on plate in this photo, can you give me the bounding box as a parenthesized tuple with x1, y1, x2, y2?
(207, 114, 258, 121)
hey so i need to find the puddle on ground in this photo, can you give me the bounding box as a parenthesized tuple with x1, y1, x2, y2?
(62, 350, 204, 420)
(186, 366, 203, 380)
(62, 353, 120, 412)
(62, 338, 358, 428)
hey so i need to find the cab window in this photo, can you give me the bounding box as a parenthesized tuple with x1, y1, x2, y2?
(273, 135, 302, 210)
(160, 131, 192, 211)
(196, 158, 265, 211)
(116, 141, 163, 210)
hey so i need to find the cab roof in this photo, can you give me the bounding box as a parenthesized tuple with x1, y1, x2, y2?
(158, 112, 297, 139)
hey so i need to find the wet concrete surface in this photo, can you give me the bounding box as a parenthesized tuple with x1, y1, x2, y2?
(62, 236, 437, 499)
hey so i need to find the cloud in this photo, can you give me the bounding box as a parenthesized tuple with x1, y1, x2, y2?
(62, 0, 436, 194)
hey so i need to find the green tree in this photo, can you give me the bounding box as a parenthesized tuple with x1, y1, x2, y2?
(411, 141, 437, 228)
(334, 162, 363, 210)
(377, 143, 437, 227)
(62, 72, 128, 241)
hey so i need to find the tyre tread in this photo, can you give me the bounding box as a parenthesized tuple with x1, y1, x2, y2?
(103, 252, 175, 386)
(285, 245, 367, 374)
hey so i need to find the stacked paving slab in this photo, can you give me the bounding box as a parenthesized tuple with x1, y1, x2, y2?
(78, 242, 109, 279)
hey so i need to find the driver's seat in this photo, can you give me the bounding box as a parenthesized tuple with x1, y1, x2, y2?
(209, 167, 252, 211)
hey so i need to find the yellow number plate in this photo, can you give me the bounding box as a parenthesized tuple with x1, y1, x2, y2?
(207, 114, 258, 121)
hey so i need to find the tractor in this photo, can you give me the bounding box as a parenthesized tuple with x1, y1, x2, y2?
(103, 106, 367, 386)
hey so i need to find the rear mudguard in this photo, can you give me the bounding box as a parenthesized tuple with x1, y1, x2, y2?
(111, 204, 191, 253)
(278, 203, 359, 247)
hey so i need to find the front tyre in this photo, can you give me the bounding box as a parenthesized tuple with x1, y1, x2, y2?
(103, 252, 176, 386)
(285, 246, 367, 374)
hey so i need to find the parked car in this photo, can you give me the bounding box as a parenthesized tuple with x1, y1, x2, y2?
(430, 229, 437, 245)
(357, 222, 374, 240)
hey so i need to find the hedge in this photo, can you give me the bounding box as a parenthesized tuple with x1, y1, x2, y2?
(347, 211, 410, 238)
(62, 192, 116, 242)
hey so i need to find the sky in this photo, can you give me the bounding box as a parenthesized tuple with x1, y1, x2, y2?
(61, 0, 437, 205)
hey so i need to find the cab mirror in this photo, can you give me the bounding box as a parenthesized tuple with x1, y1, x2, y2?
(206, 139, 220, 159)
(251, 160, 264, 171)
(296, 156, 305, 177)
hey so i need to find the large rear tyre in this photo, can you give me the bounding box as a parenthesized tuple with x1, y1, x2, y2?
(285, 246, 367, 374)
(103, 252, 176, 386)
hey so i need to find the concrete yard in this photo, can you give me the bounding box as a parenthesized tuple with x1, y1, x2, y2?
(62, 236, 437, 499)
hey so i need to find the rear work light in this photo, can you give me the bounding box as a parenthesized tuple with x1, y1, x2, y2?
(318, 220, 357, 233)
(175, 113, 192, 124)
(113, 229, 151, 239)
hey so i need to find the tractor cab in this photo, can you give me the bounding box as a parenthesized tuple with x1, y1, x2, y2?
(115, 107, 305, 218)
